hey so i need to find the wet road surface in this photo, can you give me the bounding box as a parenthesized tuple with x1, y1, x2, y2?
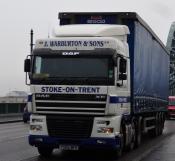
(0, 120, 175, 161)
(141, 119, 175, 161)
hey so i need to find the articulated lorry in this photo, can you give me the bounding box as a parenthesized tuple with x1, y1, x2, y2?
(24, 12, 169, 157)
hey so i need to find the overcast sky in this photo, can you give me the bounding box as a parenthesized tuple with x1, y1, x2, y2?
(0, 0, 174, 96)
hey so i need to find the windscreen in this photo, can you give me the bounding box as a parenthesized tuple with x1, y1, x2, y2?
(34, 57, 108, 78)
(32, 55, 114, 85)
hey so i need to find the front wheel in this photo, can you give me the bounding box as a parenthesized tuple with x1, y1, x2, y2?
(128, 119, 136, 150)
(116, 125, 125, 157)
(37, 147, 53, 157)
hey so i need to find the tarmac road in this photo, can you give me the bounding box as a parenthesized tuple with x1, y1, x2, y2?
(141, 119, 175, 161)
(0, 122, 38, 161)
(0, 121, 175, 161)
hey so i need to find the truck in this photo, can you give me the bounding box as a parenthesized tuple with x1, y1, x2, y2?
(24, 12, 169, 157)
(167, 96, 175, 119)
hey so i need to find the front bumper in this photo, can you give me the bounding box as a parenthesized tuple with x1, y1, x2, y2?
(29, 135, 121, 150)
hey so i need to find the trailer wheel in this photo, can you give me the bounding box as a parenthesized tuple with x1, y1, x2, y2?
(158, 113, 164, 135)
(37, 147, 53, 157)
(162, 113, 165, 129)
(149, 113, 159, 137)
(135, 117, 142, 147)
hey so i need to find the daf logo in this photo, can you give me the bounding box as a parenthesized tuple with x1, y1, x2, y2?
(36, 94, 50, 98)
(62, 52, 79, 56)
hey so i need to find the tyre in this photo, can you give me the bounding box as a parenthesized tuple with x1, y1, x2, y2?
(135, 117, 142, 148)
(111, 148, 122, 158)
(112, 125, 125, 158)
(158, 113, 164, 135)
(149, 114, 159, 137)
(117, 125, 125, 157)
(37, 147, 53, 157)
(128, 119, 136, 150)
(162, 113, 165, 128)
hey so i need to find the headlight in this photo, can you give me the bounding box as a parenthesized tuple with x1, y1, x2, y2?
(30, 125, 42, 131)
(97, 127, 114, 134)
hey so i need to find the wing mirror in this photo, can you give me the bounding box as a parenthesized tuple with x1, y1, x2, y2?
(119, 58, 127, 73)
(24, 59, 31, 72)
(119, 58, 127, 81)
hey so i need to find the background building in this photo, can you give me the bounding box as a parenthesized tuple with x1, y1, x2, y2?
(167, 22, 175, 95)
(0, 91, 27, 115)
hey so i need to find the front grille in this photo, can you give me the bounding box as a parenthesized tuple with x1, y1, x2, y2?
(35, 94, 107, 101)
(46, 115, 93, 138)
(35, 93, 107, 116)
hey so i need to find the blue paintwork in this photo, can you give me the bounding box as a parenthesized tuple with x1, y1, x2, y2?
(59, 12, 169, 114)
(29, 135, 121, 149)
(28, 94, 32, 102)
(132, 22, 169, 113)
(110, 96, 130, 104)
(60, 15, 117, 25)
(23, 107, 31, 122)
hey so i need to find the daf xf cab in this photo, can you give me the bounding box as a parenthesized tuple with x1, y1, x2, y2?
(24, 12, 169, 157)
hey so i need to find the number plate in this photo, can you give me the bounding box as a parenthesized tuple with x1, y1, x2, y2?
(60, 144, 79, 151)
